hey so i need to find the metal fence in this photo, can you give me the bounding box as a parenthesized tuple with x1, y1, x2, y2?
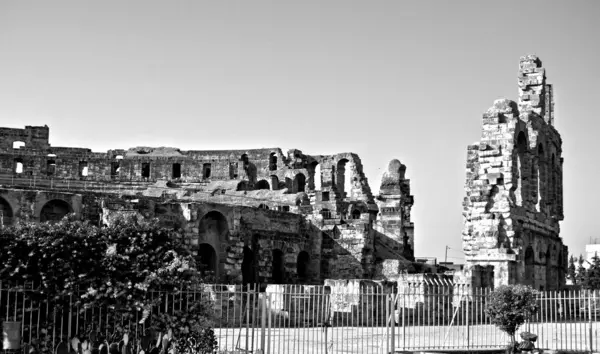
(1, 282, 599, 354)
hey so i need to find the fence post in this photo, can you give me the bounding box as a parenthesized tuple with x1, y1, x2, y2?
(466, 291, 470, 352)
(385, 294, 390, 354)
(390, 294, 396, 354)
(589, 290, 594, 352)
(260, 293, 267, 353)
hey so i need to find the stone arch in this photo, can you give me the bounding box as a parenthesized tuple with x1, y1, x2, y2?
(255, 180, 270, 190)
(198, 210, 229, 245)
(269, 152, 277, 171)
(40, 199, 72, 223)
(197, 243, 218, 277)
(524, 245, 535, 287)
(270, 175, 279, 191)
(293, 173, 306, 193)
(237, 181, 249, 191)
(536, 143, 545, 211)
(336, 158, 352, 198)
(308, 161, 321, 191)
(515, 132, 528, 206)
(272, 249, 285, 284)
(297, 251, 310, 282)
(242, 246, 256, 285)
(0, 197, 14, 227)
(545, 246, 553, 291)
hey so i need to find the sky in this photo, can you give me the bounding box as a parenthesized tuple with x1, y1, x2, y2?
(1, 0, 599, 263)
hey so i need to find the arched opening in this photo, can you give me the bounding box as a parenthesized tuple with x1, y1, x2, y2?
(255, 180, 270, 190)
(203, 163, 211, 179)
(516, 132, 528, 206)
(12, 141, 25, 149)
(336, 159, 353, 198)
(14, 158, 23, 174)
(285, 177, 293, 192)
(258, 204, 269, 210)
(172, 163, 181, 178)
(297, 251, 310, 282)
(536, 144, 545, 211)
(270, 175, 279, 191)
(308, 161, 321, 191)
(545, 247, 553, 291)
(524, 246, 535, 287)
(237, 181, 248, 191)
(351, 209, 361, 219)
(551, 154, 556, 204)
(0, 197, 14, 227)
(198, 210, 229, 244)
(272, 249, 285, 284)
(197, 243, 217, 277)
(293, 173, 306, 193)
(79, 161, 88, 177)
(557, 251, 564, 289)
(40, 199, 72, 223)
(47, 159, 56, 176)
(269, 153, 277, 171)
(242, 246, 256, 285)
(141, 162, 150, 178)
(240, 154, 249, 166)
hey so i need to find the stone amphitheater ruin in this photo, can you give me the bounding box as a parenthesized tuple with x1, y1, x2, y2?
(0, 55, 568, 291)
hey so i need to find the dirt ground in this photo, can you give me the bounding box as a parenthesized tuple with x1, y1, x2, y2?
(213, 322, 600, 354)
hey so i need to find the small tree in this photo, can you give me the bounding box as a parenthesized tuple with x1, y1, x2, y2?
(576, 255, 587, 285)
(567, 255, 577, 284)
(485, 285, 539, 353)
(581, 252, 600, 290)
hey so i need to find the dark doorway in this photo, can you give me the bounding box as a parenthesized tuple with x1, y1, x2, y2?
(524, 246, 535, 287)
(272, 249, 285, 284)
(40, 199, 71, 223)
(141, 163, 150, 178)
(0, 197, 13, 227)
(255, 180, 270, 190)
(297, 251, 310, 282)
(172, 163, 181, 178)
(242, 246, 256, 285)
(197, 243, 217, 277)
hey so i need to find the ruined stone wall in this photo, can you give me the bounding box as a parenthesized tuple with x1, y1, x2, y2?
(462, 55, 567, 290)
(0, 124, 418, 285)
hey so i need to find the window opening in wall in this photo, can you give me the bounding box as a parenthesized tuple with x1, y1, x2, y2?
(142, 163, 150, 178)
(12, 141, 25, 149)
(172, 163, 181, 178)
(322, 191, 330, 201)
(0, 197, 14, 227)
(281, 205, 290, 212)
(46, 159, 56, 176)
(236, 181, 248, 191)
(14, 158, 23, 174)
(258, 204, 269, 210)
(311, 162, 322, 190)
(79, 161, 88, 177)
(269, 152, 277, 171)
(293, 173, 306, 193)
(336, 159, 352, 198)
(229, 162, 238, 179)
(321, 208, 332, 219)
(270, 175, 279, 191)
(297, 251, 310, 281)
(272, 249, 285, 284)
(255, 180, 270, 190)
(40, 199, 71, 223)
(351, 209, 361, 219)
(111, 161, 120, 178)
(203, 163, 211, 179)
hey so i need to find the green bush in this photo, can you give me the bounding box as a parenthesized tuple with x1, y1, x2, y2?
(485, 285, 539, 353)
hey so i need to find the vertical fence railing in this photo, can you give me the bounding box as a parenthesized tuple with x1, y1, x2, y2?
(1, 282, 599, 354)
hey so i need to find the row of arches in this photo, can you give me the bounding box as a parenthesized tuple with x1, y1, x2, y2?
(515, 131, 561, 215)
(241, 246, 311, 285)
(523, 244, 564, 291)
(0, 197, 72, 226)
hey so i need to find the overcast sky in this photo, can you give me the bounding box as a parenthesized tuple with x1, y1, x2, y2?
(1, 0, 599, 262)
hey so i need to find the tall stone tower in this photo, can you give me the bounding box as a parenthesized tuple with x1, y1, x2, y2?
(461, 55, 567, 290)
